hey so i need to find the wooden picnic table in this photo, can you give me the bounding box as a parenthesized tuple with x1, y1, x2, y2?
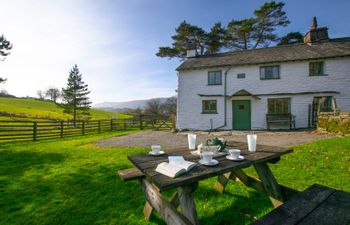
(128, 141, 295, 225)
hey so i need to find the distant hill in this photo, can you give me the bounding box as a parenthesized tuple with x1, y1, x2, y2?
(93, 97, 169, 112)
(0, 97, 130, 121)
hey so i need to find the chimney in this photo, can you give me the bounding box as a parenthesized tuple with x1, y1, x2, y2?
(304, 17, 329, 44)
(311, 16, 317, 29)
(186, 43, 197, 58)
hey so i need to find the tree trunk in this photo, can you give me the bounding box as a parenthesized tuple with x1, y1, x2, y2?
(253, 27, 265, 49)
(73, 106, 76, 127)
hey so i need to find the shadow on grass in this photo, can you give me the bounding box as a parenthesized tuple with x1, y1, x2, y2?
(144, 180, 272, 225)
(0, 150, 272, 225)
(0, 150, 65, 177)
(194, 183, 272, 225)
(0, 153, 154, 225)
(0, 150, 66, 224)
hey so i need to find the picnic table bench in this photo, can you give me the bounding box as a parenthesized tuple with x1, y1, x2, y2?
(123, 141, 298, 224)
(252, 184, 350, 225)
(266, 113, 295, 130)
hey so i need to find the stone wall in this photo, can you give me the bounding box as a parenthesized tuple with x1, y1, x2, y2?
(318, 112, 350, 134)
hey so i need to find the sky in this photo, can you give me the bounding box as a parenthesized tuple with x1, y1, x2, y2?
(1, 0, 350, 104)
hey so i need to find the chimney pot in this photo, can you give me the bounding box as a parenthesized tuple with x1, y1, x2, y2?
(311, 16, 318, 29)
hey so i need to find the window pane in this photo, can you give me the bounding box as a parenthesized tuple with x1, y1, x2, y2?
(208, 74, 215, 84)
(309, 62, 324, 76)
(267, 98, 290, 114)
(210, 101, 216, 110)
(265, 67, 273, 78)
(273, 67, 279, 77)
(261, 66, 279, 79)
(268, 100, 275, 113)
(208, 71, 222, 85)
(203, 100, 217, 113)
(215, 72, 221, 84)
(276, 100, 282, 113)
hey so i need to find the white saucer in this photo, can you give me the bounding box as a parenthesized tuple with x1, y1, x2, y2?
(199, 159, 219, 166)
(148, 151, 165, 156)
(226, 155, 245, 161)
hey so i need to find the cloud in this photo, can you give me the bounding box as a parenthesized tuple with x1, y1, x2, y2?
(0, 0, 177, 103)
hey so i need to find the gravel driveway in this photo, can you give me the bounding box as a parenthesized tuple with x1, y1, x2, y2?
(94, 130, 336, 148)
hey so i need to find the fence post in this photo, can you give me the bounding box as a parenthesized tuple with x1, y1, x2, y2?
(82, 121, 85, 135)
(139, 115, 143, 130)
(110, 119, 113, 131)
(60, 121, 64, 138)
(98, 120, 101, 133)
(33, 122, 37, 141)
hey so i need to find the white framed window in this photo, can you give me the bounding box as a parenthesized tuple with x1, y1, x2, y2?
(202, 100, 217, 114)
(260, 65, 280, 80)
(268, 98, 290, 114)
(309, 62, 325, 76)
(208, 71, 222, 85)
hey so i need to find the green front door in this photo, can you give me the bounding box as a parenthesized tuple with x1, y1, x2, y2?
(232, 100, 251, 130)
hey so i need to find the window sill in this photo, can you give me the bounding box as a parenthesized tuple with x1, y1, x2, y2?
(309, 74, 328, 77)
(207, 84, 222, 86)
(201, 112, 218, 114)
(260, 77, 280, 80)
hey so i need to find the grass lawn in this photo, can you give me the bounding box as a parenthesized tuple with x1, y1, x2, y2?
(0, 97, 130, 121)
(0, 132, 349, 225)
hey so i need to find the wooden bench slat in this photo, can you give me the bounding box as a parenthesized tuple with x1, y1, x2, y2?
(266, 113, 295, 130)
(251, 184, 337, 225)
(298, 190, 350, 225)
(117, 168, 145, 181)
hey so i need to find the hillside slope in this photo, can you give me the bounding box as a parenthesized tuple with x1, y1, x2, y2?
(0, 97, 130, 121)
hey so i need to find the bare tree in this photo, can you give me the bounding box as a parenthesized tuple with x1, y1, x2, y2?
(161, 96, 177, 116)
(144, 99, 163, 115)
(45, 87, 61, 103)
(144, 97, 177, 117)
(36, 90, 45, 100)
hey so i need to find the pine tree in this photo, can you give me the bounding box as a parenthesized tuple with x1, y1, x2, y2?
(207, 22, 227, 54)
(156, 1, 291, 58)
(277, 32, 304, 46)
(62, 65, 91, 126)
(251, 1, 290, 48)
(226, 18, 256, 50)
(156, 21, 208, 59)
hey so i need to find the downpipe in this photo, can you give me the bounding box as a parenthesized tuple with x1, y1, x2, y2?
(212, 66, 234, 131)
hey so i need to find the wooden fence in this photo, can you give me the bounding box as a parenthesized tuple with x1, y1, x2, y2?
(0, 115, 175, 143)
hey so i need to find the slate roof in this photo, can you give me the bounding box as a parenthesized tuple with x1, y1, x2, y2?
(176, 38, 350, 71)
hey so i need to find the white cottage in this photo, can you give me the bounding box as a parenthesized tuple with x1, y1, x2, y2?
(176, 19, 350, 131)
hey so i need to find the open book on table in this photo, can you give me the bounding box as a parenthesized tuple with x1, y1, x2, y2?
(155, 156, 197, 178)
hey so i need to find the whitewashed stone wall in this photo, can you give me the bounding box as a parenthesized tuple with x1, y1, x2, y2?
(177, 58, 350, 130)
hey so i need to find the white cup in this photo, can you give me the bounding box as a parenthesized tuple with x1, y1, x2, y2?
(188, 134, 197, 150)
(201, 151, 213, 163)
(229, 149, 241, 159)
(247, 134, 257, 152)
(151, 145, 161, 154)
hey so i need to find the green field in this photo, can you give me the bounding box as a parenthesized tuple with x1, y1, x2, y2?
(0, 97, 129, 121)
(0, 131, 349, 224)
